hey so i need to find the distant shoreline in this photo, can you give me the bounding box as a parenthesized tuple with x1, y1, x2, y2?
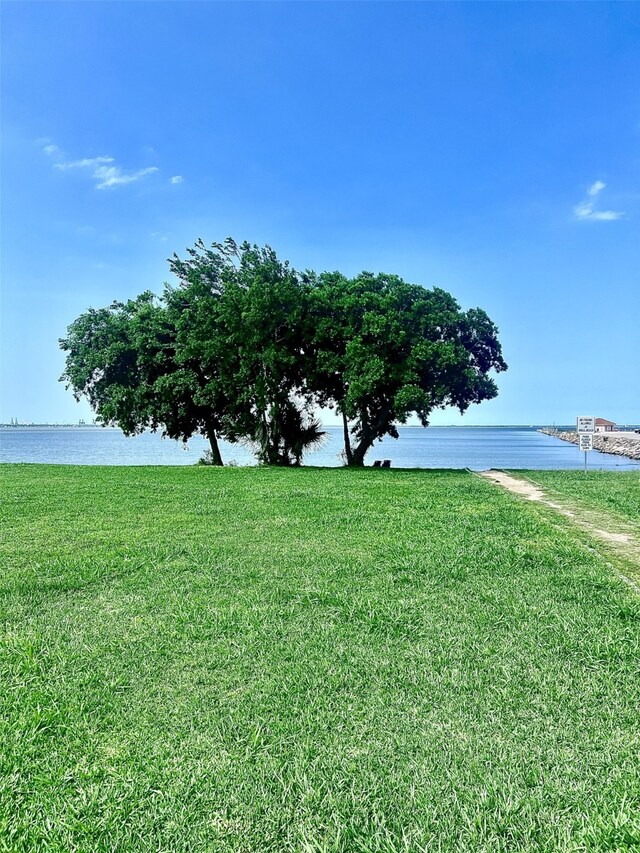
(2, 423, 639, 431)
(0, 424, 107, 429)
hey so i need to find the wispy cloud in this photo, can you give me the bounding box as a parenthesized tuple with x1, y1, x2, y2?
(43, 144, 158, 190)
(169, 175, 184, 185)
(573, 181, 624, 221)
(93, 165, 158, 189)
(42, 143, 62, 158)
(587, 180, 605, 197)
(55, 156, 115, 171)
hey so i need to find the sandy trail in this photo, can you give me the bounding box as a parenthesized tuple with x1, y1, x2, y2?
(478, 470, 640, 592)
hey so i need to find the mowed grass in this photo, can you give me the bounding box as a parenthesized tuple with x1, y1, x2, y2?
(521, 470, 640, 537)
(1, 465, 640, 852)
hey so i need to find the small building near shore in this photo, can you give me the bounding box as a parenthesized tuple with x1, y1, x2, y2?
(595, 418, 616, 433)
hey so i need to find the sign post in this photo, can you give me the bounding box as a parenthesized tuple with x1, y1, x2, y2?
(577, 416, 595, 473)
(578, 432, 593, 472)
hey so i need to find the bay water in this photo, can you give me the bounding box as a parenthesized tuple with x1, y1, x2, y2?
(1, 426, 638, 470)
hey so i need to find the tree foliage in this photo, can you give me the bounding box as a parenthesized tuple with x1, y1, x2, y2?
(165, 238, 322, 465)
(60, 240, 323, 465)
(60, 239, 507, 466)
(306, 271, 507, 464)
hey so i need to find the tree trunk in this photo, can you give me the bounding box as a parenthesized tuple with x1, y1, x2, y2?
(347, 422, 374, 467)
(341, 410, 353, 466)
(345, 408, 375, 467)
(346, 407, 391, 467)
(206, 427, 224, 466)
(348, 438, 373, 467)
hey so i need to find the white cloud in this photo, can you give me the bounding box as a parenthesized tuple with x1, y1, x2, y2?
(55, 156, 115, 171)
(587, 180, 606, 197)
(93, 165, 158, 189)
(583, 209, 622, 222)
(44, 143, 158, 189)
(170, 175, 184, 184)
(573, 180, 624, 221)
(42, 143, 62, 157)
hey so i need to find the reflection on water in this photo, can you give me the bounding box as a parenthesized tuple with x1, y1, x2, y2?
(1, 426, 639, 470)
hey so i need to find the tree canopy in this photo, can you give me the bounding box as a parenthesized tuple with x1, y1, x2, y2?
(60, 238, 507, 466)
(306, 271, 507, 465)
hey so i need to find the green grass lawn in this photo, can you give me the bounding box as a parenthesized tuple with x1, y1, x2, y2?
(2, 465, 640, 852)
(522, 471, 640, 536)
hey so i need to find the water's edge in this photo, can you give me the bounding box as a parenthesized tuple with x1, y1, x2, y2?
(2, 427, 639, 470)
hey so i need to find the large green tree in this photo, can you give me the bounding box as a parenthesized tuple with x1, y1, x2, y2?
(167, 239, 324, 465)
(307, 271, 507, 466)
(61, 239, 506, 468)
(60, 239, 324, 466)
(59, 291, 228, 464)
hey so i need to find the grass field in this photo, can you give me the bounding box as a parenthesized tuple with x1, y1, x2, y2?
(2, 465, 640, 851)
(522, 470, 640, 536)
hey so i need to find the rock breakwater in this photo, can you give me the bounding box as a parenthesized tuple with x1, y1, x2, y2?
(539, 429, 640, 461)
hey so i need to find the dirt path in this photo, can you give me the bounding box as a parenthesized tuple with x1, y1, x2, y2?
(477, 470, 640, 593)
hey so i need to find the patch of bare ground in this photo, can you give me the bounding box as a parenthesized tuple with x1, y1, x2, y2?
(478, 470, 640, 593)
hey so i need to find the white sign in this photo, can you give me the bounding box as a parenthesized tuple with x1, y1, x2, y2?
(577, 416, 595, 433)
(579, 433, 593, 452)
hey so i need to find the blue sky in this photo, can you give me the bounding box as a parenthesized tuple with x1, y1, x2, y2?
(2, 1, 639, 426)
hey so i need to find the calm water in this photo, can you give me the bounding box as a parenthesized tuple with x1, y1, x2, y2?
(1, 426, 639, 470)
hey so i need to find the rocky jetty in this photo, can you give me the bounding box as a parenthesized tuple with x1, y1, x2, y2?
(539, 429, 640, 461)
